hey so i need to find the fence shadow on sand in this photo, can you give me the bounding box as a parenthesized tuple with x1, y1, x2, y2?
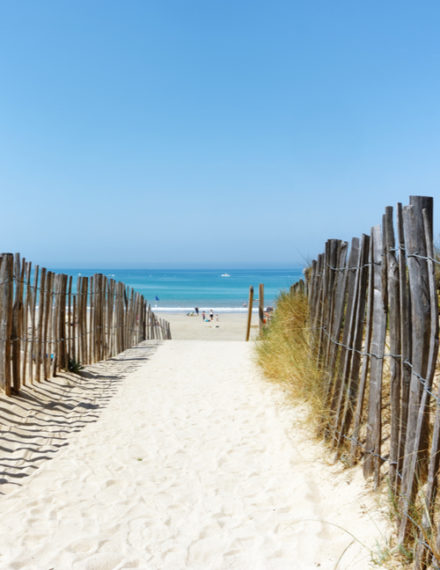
(0, 341, 160, 494)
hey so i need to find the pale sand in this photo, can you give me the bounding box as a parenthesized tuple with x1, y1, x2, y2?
(0, 340, 389, 569)
(156, 312, 261, 341)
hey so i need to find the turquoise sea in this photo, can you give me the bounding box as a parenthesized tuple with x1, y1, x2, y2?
(53, 268, 304, 312)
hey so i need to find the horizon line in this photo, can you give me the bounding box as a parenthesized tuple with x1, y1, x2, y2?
(45, 264, 306, 271)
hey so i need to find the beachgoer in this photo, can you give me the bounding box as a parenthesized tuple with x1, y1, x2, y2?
(215, 314, 219, 328)
(202, 311, 206, 320)
(195, 307, 199, 315)
(209, 309, 214, 321)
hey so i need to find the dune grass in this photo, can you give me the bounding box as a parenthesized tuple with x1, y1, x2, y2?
(256, 290, 430, 568)
(256, 291, 329, 432)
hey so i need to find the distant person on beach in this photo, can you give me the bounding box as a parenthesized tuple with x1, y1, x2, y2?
(202, 311, 206, 320)
(195, 307, 199, 315)
(215, 314, 219, 328)
(209, 309, 214, 321)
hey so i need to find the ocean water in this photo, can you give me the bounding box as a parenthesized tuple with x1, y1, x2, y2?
(53, 268, 305, 312)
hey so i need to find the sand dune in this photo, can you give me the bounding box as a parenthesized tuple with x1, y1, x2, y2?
(0, 340, 388, 569)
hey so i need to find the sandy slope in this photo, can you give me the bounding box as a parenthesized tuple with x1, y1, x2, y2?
(0, 341, 388, 569)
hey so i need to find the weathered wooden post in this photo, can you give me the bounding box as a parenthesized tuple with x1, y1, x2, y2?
(245, 286, 254, 341)
(11, 254, 25, 392)
(258, 283, 264, 335)
(363, 225, 387, 487)
(399, 196, 436, 541)
(0, 254, 14, 395)
(42, 271, 53, 380)
(330, 237, 360, 445)
(29, 265, 39, 383)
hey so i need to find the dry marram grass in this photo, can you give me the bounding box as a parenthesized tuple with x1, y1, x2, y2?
(256, 291, 329, 431)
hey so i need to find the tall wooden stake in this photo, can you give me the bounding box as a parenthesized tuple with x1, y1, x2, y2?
(245, 286, 254, 341)
(258, 283, 264, 335)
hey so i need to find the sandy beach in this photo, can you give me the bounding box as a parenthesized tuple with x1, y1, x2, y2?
(0, 336, 389, 569)
(156, 311, 261, 341)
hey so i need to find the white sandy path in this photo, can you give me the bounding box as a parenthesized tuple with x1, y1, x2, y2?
(0, 341, 387, 570)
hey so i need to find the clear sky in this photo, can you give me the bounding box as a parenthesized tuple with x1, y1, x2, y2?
(0, 0, 439, 268)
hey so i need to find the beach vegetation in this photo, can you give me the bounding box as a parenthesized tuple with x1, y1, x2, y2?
(67, 358, 83, 374)
(256, 290, 329, 430)
(256, 290, 421, 568)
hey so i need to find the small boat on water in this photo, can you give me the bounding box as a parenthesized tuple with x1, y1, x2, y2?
(221, 273, 231, 277)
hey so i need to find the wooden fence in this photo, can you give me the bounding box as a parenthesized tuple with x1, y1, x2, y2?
(0, 253, 171, 397)
(290, 196, 440, 567)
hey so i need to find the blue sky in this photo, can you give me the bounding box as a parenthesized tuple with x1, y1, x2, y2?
(0, 0, 439, 268)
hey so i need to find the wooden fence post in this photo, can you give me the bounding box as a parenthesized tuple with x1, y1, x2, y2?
(59, 274, 68, 371)
(330, 238, 360, 445)
(21, 261, 32, 386)
(415, 208, 440, 566)
(383, 207, 402, 489)
(396, 203, 411, 486)
(349, 233, 373, 464)
(42, 271, 53, 380)
(363, 225, 387, 487)
(258, 283, 264, 335)
(245, 286, 254, 341)
(337, 233, 370, 449)
(0, 254, 14, 396)
(29, 265, 39, 383)
(11, 254, 24, 392)
(399, 197, 435, 541)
